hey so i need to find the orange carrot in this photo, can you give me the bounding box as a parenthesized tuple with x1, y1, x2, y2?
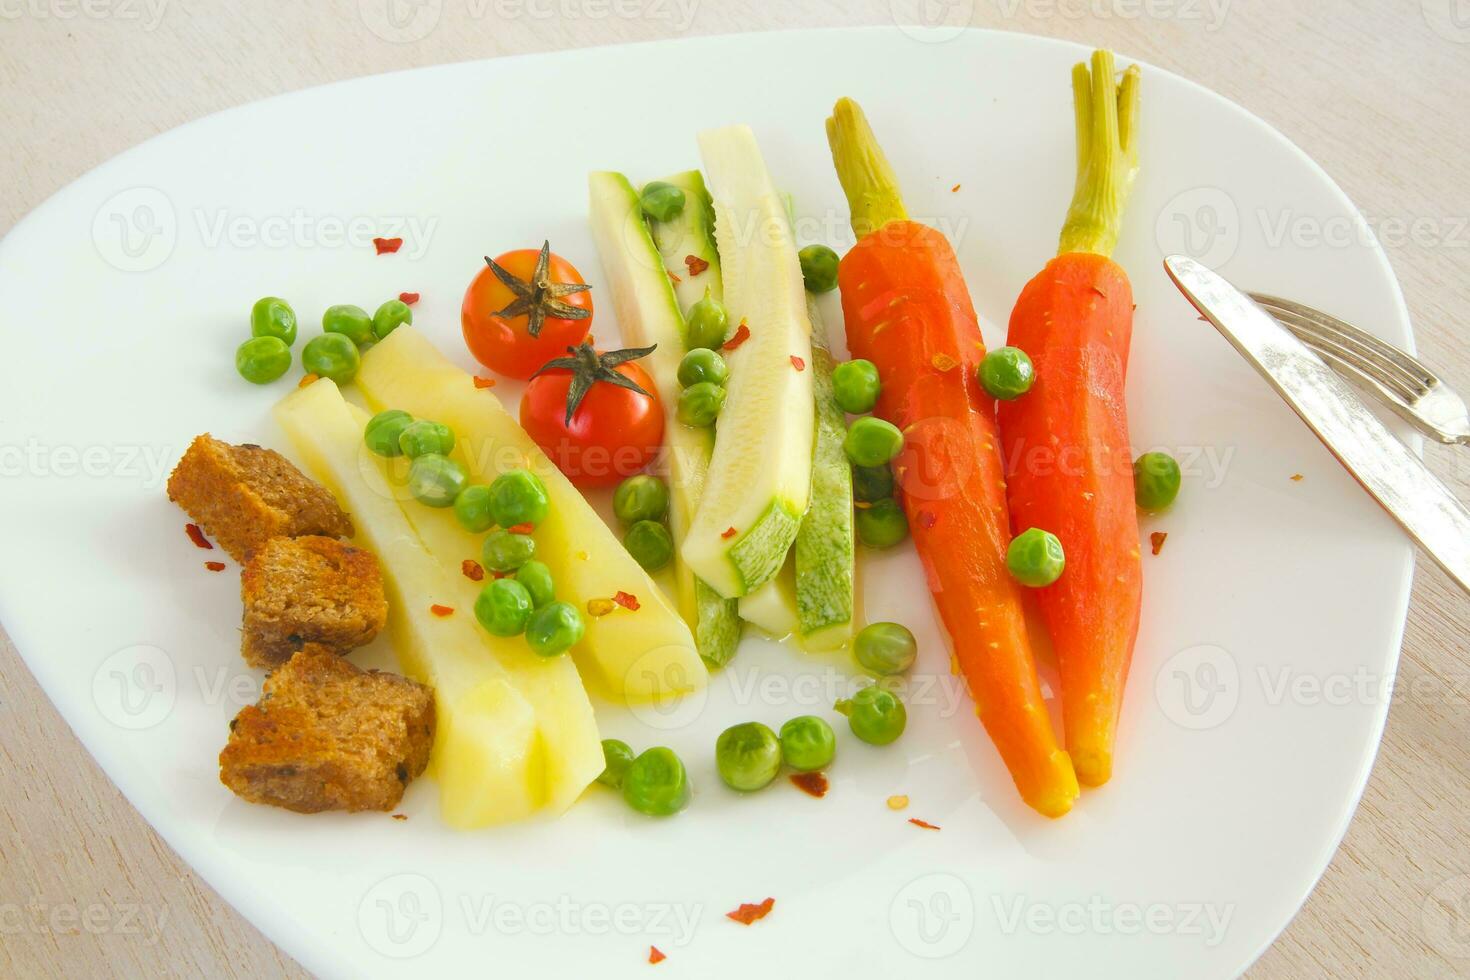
(996, 51, 1143, 786)
(828, 99, 1078, 818)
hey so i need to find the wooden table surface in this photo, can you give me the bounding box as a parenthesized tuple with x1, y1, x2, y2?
(2, 1, 1466, 976)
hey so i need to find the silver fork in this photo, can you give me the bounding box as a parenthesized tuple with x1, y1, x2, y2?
(1247, 293, 1470, 446)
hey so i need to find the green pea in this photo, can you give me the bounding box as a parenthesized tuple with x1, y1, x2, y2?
(834, 685, 907, 746)
(621, 746, 690, 816)
(613, 475, 669, 525)
(678, 382, 726, 427)
(1006, 527, 1066, 587)
(855, 498, 908, 549)
(514, 560, 556, 608)
(398, 420, 455, 459)
(322, 304, 374, 347)
(250, 296, 297, 346)
(525, 600, 584, 657)
(372, 299, 414, 340)
(1134, 452, 1182, 511)
(979, 346, 1035, 401)
(452, 484, 495, 532)
(779, 715, 836, 772)
(798, 244, 840, 293)
(676, 348, 729, 388)
(488, 468, 550, 528)
(482, 528, 536, 573)
(473, 578, 533, 637)
(640, 181, 686, 222)
(235, 336, 291, 384)
(364, 409, 414, 458)
(301, 332, 360, 383)
(854, 622, 917, 676)
(624, 520, 673, 573)
(408, 453, 467, 508)
(831, 358, 881, 414)
(852, 464, 895, 503)
(686, 288, 729, 351)
(715, 721, 782, 791)
(845, 417, 904, 467)
(597, 738, 635, 788)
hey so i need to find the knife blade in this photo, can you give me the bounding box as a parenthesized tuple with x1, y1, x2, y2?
(1163, 255, 1470, 596)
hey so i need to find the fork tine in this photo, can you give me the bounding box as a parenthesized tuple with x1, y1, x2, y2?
(1249, 293, 1435, 387)
(1264, 306, 1425, 400)
(1249, 292, 1470, 445)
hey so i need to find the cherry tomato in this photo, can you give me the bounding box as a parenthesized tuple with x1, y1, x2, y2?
(520, 345, 664, 489)
(463, 242, 593, 380)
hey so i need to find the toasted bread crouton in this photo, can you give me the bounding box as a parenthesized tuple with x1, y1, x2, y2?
(220, 646, 434, 813)
(240, 536, 387, 667)
(167, 434, 352, 561)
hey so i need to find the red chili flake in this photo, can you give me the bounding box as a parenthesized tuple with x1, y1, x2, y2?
(391, 813, 407, 821)
(473, 376, 497, 389)
(507, 522, 534, 534)
(612, 591, 641, 611)
(684, 254, 709, 277)
(184, 523, 213, 550)
(398, 291, 420, 305)
(462, 559, 485, 581)
(204, 561, 226, 572)
(721, 526, 738, 540)
(430, 604, 454, 617)
(917, 509, 937, 530)
(722, 320, 751, 351)
(667, 269, 682, 283)
(790, 771, 828, 797)
(726, 897, 775, 925)
(648, 946, 666, 964)
(951, 183, 961, 192)
(373, 237, 403, 254)
(299, 373, 319, 388)
(790, 355, 806, 372)
(908, 818, 941, 830)
(1150, 532, 1168, 556)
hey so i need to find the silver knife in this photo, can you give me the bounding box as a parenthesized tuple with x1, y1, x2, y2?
(1164, 255, 1470, 596)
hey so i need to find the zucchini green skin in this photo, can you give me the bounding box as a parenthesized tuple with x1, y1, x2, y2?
(794, 297, 856, 649)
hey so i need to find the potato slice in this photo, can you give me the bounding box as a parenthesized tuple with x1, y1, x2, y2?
(357, 328, 707, 703)
(276, 378, 544, 827)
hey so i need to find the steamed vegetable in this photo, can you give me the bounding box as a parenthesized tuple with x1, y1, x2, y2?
(276, 379, 599, 825)
(680, 125, 815, 599)
(827, 97, 1078, 818)
(355, 327, 707, 701)
(792, 295, 856, 649)
(588, 170, 740, 668)
(995, 51, 1144, 787)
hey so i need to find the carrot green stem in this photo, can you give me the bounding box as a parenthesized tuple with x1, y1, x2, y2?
(1058, 50, 1141, 258)
(826, 98, 908, 240)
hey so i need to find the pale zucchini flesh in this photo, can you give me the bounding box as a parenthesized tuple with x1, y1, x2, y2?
(588, 171, 740, 668)
(737, 554, 799, 638)
(275, 379, 542, 827)
(683, 125, 815, 598)
(355, 328, 707, 703)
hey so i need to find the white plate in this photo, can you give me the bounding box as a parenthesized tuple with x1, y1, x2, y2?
(0, 27, 1415, 978)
